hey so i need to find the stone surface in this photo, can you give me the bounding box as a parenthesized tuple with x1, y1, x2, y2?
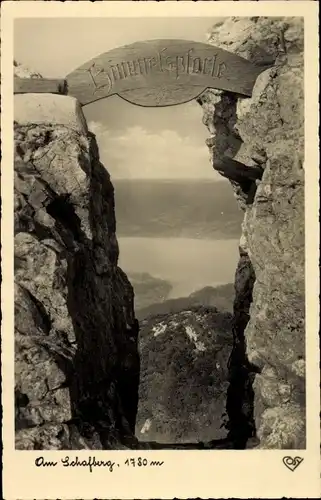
(14, 121, 140, 449)
(14, 94, 88, 134)
(201, 16, 305, 448)
(14, 60, 42, 79)
(136, 306, 233, 444)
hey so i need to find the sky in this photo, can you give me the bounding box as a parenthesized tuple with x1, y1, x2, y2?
(14, 17, 225, 180)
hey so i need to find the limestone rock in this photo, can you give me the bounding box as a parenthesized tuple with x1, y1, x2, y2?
(14, 60, 42, 79)
(14, 94, 88, 134)
(136, 306, 233, 444)
(14, 121, 139, 449)
(201, 17, 305, 448)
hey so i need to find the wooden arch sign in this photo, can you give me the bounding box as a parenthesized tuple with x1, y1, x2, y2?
(64, 39, 272, 107)
(13, 39, 271, 181)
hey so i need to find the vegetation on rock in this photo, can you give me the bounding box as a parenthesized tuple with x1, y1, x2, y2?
(136, 306, 233, 444)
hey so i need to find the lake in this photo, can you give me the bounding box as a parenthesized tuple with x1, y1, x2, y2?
(118, 237, 240, 299)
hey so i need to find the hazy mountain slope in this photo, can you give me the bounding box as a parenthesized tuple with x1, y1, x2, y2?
(136, 283, 234, 320)
(114, 179, 243, 239)
(127, 272, 172, 311)
(136, 306, 233, 444)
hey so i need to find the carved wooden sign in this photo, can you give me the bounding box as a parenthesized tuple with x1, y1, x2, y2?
(65, 39, 272, 107)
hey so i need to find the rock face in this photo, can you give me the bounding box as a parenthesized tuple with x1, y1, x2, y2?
(200, 17, 305, 448)
(136, 307, 233, 444)
(14, 65, 140, 449)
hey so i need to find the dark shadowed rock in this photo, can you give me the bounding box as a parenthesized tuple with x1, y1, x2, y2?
(14, 120, 139, 450)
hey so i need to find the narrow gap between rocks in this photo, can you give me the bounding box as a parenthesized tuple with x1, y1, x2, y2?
(83, 96, 253, 449)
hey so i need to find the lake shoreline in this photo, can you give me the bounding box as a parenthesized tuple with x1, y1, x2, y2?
(118, 236, 240, 304)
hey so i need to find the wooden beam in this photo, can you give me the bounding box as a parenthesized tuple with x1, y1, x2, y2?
(14, 77, 68, 96)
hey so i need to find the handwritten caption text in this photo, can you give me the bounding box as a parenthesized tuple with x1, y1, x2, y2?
(35, 456, 164, 473)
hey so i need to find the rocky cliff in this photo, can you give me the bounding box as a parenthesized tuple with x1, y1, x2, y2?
(199, 16, 305, 448)
(14, 66, 140, 449)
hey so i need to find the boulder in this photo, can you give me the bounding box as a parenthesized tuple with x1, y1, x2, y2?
(136, 306, 233, 444)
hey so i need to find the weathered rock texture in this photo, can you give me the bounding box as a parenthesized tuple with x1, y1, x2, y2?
(14, 60, 42, 79)
(14, 66, 140, 450)
(136, 306, 233, 444)
(200, 17, 305, 448)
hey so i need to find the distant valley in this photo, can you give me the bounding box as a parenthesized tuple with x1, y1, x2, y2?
(115, 178, 240, 316)
(126, 269, 234, 319)
(127, 272, 173, 311)
(134, 277, 235, 320)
